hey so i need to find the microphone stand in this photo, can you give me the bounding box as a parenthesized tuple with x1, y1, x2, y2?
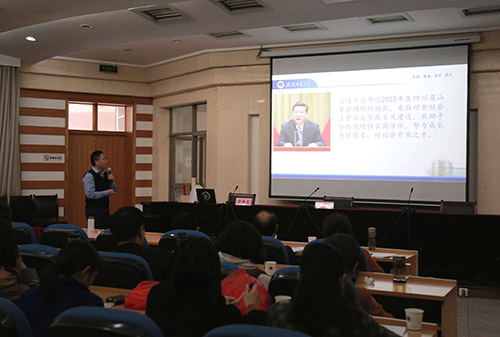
(283, 188, 324, 240)
(377, 188, 414, 248)
(225, 186, 239, 224)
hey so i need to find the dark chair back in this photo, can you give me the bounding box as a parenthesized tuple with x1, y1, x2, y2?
(12, 222, 38, 244)
(18, 244, 59, 276)
(261, 236, 289, 264)
(159, 229, 211, 250)
(47, 306, 163, 337)
(40, 224, 89, 248)
(268, 266, 300, 299)
(93, 252, 153, 289)
(440, 200, 477, 214)
(203, 324, 312, 337)
(0, 297, 33, 337)
(33, 194, 59, 226)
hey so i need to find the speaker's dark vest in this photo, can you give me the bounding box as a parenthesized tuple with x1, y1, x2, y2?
(85, 169, 110, 208)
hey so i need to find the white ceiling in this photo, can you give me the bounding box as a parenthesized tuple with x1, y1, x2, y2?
(1, 0, 500, 67)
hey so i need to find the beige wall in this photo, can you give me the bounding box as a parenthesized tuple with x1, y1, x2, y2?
(18, 31, 500, 213)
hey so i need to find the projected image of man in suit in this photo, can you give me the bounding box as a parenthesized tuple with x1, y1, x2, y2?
(276, 101, 325, 147)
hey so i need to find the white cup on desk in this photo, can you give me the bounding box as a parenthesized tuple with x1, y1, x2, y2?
(264, 261, 277, 276)
(405, 308, 424, 331)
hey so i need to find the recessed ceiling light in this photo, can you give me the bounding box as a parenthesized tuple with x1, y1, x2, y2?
(80, 24, 94, 29)
(123, 48, 133, 52)
(25, 36, 36, 42)
(172, 39, 181, 43)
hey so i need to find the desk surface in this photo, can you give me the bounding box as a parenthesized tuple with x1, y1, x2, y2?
(282, 240, 419, 275)
(355, 272, 456, 301)
(375, 317, 438, 337)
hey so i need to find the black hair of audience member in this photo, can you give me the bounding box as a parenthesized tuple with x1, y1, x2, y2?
(9, 197, 36, 227)
(40, 241, 102, 303)
(109, 206, 145, 242)
(252, 210, 277, 236)
(0, 217, 18, 269)
(293, 243, 354, 336)
(322, 213, 353, 237)
(158, 237, 221, 305)
(170, 211, 199, 231)
(216, 221, 264, 264)
(325, 233, 362, 276)
(0, 201, 13, 223)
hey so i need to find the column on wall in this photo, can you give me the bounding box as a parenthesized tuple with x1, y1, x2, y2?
(19, 95, 66, 220)
(135, 104, 153, 206)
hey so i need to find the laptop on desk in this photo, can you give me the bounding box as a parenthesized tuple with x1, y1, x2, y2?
(196, 189, 217, 204)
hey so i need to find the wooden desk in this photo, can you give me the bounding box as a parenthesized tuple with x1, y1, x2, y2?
(90, 285, 145, 314)
(375, 317, 438, 337)
(84, 229, 162, 246)
(282, 240, 419, 276)
(356, 272, 457, 337)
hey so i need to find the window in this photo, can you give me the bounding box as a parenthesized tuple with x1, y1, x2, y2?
(69, 102, 126, 132)
(170, 103, 207, 201)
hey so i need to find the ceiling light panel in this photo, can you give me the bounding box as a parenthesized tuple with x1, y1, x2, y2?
(363, 13, 414, 25)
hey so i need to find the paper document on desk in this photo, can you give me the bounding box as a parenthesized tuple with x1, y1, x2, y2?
(292, 246, 304, 253)
(371, 252, 396, 259)
(382, 325, 405, 336)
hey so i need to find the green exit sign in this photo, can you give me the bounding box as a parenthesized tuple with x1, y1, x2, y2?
(99, 64, 118, 73)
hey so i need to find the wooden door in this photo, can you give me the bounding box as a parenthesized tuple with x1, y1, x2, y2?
(67, 133, 132, 226)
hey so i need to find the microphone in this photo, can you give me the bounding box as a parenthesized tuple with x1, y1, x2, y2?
(232, 185, 238, 195)
(303, 187, 320, 204)
(107, 167, 112, 174)
(406, 187, 413, 210)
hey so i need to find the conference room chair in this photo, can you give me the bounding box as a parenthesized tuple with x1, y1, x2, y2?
(220, 261, 240, 279)
(0, 297, 33, 337)
(261, 236, 290, 265)
(18, 244, 59, 276)
(322, 196, 354, 208)
(12, 221, 38, 244)
(33, 194, 59, 227)
(203, 324, 312, 337)
(47, 306, 163, 337)
(267, 266, 300, 299)
(93, 252, 153, 289)
(40, 224, 89, 248)
(159, 229, 211, 250)
(440, 200, 477, 214)
(345, 278, 361, 307)
(95, 229, 150, 251)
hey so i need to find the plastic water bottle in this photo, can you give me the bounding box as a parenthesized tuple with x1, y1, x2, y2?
(368, 227, 376, 253)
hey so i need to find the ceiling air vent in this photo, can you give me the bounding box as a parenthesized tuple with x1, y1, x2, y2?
(282, 23, 327, 32)
(210, 0, 267, 13)
(363, 13, 413, 25)
(209, 31, 246, 39)
(460, 6, 500, 17)
(129, 6, 186, 23)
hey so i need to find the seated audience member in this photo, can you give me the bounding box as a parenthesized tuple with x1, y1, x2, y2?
(216, 221, 271, 288)
(322, 213, 384, 273)
(18, 241, 103, 337)
(109, 206, 171, 281)
(146, 237, 265, 337)
(0, 215, 39, 302)
(267, 242, 398, 337)
(252, 210, 298, 265)
(170, 211, 199, 231)
(326, 234, 393, 318)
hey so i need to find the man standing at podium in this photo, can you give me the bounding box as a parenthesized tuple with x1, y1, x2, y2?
(82, 150, 116, 229)
(276, 101, 325, 147)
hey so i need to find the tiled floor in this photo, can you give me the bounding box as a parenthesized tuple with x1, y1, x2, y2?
(457, 297, 500, 337)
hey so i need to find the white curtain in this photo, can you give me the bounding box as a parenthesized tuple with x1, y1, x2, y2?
(0, 65, 21, 197)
